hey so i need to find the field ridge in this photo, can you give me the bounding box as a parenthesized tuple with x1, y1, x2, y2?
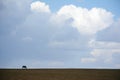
(0, 69, 120, 80)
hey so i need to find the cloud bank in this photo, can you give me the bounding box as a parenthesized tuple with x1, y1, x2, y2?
(52, 5, 114, 35)
(30, 1, 51, 13)
(0, 0, 120, 68)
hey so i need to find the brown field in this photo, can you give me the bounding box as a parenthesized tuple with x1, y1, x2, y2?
(0, 69, 120, 80)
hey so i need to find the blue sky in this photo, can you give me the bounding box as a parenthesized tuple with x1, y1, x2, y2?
(0, 0, 120, 68)
(39, 0, 120, 17)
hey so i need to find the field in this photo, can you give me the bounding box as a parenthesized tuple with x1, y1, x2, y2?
(0, 69, 120, 80)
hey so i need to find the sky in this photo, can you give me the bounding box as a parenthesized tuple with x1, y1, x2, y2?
(0, 0, 120, 68)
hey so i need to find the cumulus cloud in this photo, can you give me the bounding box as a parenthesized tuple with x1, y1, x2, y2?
(81, 58, 96, 63)
(90, 40, 120, 62)
(47, 61, 65, 67)
(89, 39, 120, 49)
(28, 60, 64, 68)
(81, 49, 120, 64)
(0, 0, 119, 68)
(22, 36, 33, 42)
(6, 59, 65, 68)
(51, 5, 114, 35)
(48, 36, 90, 50)
(96, 18, 120, 42)
(115, 64, 120, 68)
(30, 1, 50, 13)
(0, 0, 32, 35)
(91, 49, 120, 63)
(81, 40, 120, 65)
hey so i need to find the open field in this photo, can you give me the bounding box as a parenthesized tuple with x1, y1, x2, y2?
(0, 69, 120, 80)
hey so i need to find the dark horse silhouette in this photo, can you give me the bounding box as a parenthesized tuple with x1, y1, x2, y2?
(22, 65, 27, 69)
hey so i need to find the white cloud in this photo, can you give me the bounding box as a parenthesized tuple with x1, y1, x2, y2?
(115, 64, 120, 68)
(30, 61, 64, 68)
(47, 61, 65, 67)
(30, 1, 50, 13)
(7, 59, 65, 68)
(81, 40, 120, 64)
(96, 18, 120, 42)
(10, 30, 17, 36)
(81, 49, 120, 64)
(91, 49, 111, 57)
(89, 39, 120, 49)
(22, 36, 33, 42)
(26, 2, 118, 67)
(90, 49, 119, 63)
(52, 5, 114, 35)
(48, 41, 65, 47)
(48, 38, 90, 50)
(1, 0, 118, 68)
(81, 58, 96, 63)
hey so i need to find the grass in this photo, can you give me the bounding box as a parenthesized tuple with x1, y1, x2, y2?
(0, 69, 120, 80)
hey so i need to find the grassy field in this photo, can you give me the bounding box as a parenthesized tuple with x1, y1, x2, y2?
(0, 69, 120, 80)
